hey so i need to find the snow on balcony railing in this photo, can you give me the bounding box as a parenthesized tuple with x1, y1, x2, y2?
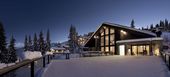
(0, 52, 70, 77)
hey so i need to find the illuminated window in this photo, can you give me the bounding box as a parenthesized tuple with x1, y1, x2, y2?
(101, 47, 104, 51)
(132, 46, 137, 55)
(110, 46, 115, 53)
(110, 34, 114, 45)
(110, 28, 115, 33)
(101, 32, 104, 36)
(100, 29, 104, 36)
(101, 36, 104, 46)
(105, 47, 109, 52)
(105, 28, 109, 35)
(146, 45, 149, 55)
(105, 36, 109, 45)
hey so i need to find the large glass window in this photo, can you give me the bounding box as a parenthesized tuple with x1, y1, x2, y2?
(105, 35, 109, 46)
(101, 47, 104, 51)
(99, 26, 115, 53)
(105, 47, 109, 52)
(132, 45, 149, 55)
(132, 46, 137, 55)
(100, 28, 104, 36)
(105, 28, 109, 35)
(110, 28, 115, 34)
(101, 36, 104, 46)
(110, 34, 114, 45)
(110, 46, 115, 53)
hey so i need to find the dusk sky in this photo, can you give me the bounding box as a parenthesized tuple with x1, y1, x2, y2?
(0, 0, 170, 47)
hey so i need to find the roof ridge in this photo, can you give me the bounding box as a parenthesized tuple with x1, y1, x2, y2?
(103, 22, 156, 36)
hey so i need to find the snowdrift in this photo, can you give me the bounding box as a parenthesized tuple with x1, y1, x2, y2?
(22, 51, 42, 59)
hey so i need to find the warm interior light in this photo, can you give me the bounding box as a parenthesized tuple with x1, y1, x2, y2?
(154, 48, 160, 56)
(119, 45, 125, 55)
(94, 35, 99, 38)
(103, 26, 106, 29)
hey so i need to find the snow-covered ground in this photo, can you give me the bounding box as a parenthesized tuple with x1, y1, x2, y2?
(42, 56, 170, 77)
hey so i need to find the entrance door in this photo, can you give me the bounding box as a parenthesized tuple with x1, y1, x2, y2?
(119, 45, 125, 55)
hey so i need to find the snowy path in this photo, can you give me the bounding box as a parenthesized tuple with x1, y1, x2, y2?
(42, 56, 170, 77)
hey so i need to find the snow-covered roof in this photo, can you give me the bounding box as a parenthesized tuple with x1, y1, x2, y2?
(116, 37, 163, 43)
(51, 47, 66, 50)
(84, 22, 156, 46)
(84, 24, 102, 46)
(103, 22, 156, 36)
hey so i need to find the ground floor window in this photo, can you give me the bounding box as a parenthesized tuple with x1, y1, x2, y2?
(100, 46, 115, 54)
(132, 45, 149, 55)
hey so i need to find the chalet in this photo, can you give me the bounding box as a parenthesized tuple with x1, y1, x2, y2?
(84, 22, 163, 56)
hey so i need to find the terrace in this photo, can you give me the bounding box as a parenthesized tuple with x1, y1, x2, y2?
(0, 52, 170, 77)
(42, 56, 170, 77)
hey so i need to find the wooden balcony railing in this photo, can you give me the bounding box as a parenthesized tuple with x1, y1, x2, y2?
(160, 52, 170, 70)
(0, 52, 70, 77)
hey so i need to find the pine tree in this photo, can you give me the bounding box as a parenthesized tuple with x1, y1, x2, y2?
(28, 35, 32, 51)
(39, 31, 45, 55)
(155, 24, 159, 28)
(69, 26, 73, 53)
(150, 24, 154, 30)
(33, 33, 38, 51)
(168, 23, 170, 31)
(46, 29, 51, 51)
(24, 35, 28, 51)
(165, 19, 169, 31)
(8, 35, 17, 63)
(68, 25, 78, 53)
(130, 19, 135, 28)
(0, 22, 8, 63)
(146, 26, 149, 30)
(160, 20, 165, 30)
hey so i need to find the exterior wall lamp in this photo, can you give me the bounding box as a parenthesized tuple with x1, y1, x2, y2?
(121, 30, 127, 35)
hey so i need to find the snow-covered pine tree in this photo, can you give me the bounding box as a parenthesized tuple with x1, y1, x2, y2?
(46, 29, 51, 51)
(33, 33, 38, 51)
(24, 35, 28, 51)
(8, 35, 17, 63)
(39, 31, 45, 55)
(28, 35, 33, 51)
(0, 22, 8, 63)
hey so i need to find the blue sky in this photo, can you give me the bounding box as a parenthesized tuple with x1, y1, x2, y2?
(0, 0, 170, 47)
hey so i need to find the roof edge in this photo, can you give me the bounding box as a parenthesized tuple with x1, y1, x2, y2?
(103, 22, 156, 36)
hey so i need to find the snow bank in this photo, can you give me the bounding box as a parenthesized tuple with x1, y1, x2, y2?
(0, 63, 15, 69)
(70, 54, 80, 58)
(0, 63, 7, 69)
(46, 52, 53, 55)
(22, 51, 42, 59)
(64, 50, 70, 53)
